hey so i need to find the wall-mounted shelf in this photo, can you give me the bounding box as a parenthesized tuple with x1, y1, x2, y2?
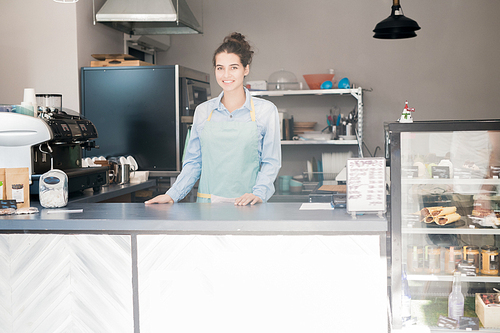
(249, 88, 362, 98)
(281, 140, 358, 145)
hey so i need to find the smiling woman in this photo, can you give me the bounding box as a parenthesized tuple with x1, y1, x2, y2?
(145, 32, 281, 206)
(214, 52, 249, 109)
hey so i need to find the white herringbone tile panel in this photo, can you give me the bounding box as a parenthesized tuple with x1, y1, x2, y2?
(0, 234, 133, 333)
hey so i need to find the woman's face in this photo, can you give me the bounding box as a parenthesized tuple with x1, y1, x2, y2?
(215, 51, 249, 93)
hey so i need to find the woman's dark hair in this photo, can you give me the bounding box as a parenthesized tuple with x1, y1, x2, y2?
(212, 32, 254, 67)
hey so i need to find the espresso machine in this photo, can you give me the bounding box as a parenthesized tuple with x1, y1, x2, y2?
(0, 94, 107, 194)
(32, 95, 107, 193)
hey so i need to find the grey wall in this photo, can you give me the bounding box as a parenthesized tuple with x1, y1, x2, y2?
(0, 0, 122, 112)
(1, 0, 499, 160)
(0, 1, 78, 109)
(157, 0, 500, 155)
(76, 0, 124, 83)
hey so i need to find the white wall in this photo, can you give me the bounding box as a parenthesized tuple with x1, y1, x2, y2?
(0, 1, 78, 108)
(0, 0, 122, 112)
(158, 0, 500, 155)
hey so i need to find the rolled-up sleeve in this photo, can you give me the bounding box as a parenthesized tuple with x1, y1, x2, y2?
(252, 99, 282, 201)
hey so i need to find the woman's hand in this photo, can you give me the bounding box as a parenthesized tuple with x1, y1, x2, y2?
(145, 194, 174, 205)
(234, 193, 262, 206)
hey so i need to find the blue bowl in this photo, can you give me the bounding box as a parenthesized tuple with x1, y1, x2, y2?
(338, 77, 350, 89)
(320, 80, 333, 89)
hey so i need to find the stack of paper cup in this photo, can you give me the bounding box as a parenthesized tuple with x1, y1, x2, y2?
(21, 88, 37, 116)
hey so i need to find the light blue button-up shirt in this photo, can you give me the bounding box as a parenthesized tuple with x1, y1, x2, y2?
(166, 88, 281, 202)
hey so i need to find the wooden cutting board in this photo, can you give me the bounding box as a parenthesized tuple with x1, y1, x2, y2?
(318, 185, 346, 193)
(90, 54, 153, 67)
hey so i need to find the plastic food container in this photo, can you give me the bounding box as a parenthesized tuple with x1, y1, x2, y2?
(407, 245, 424, 273)
(463, 245, 480, 274)
(445, 246, 463, 274)
(481, 246, 499, 276)
(39, 169, 68, 208)
(424, 246, 441, 274)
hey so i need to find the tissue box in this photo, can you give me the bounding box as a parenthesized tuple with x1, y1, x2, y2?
(475, 293, 500, 328)
(130, 171, 149, 184)
(245, 80, 267, 91)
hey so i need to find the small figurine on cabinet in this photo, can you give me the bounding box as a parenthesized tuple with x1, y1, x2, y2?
(398, 100, 415, 123)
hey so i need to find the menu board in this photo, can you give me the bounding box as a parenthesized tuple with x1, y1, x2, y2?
(346, 158, 386, 214)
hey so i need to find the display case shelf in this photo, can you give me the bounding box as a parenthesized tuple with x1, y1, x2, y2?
(402, 227, 500, 235)
(408, 274, 500, 283)
(402, 178, 500, 185)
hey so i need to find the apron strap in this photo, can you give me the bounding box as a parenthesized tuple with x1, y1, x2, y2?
(207, 110, 214, 121)
(207, 98, 256, 122)
(250, 99, 256, 122)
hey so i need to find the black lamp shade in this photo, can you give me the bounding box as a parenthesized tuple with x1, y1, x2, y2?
(373, 5, 420, 39)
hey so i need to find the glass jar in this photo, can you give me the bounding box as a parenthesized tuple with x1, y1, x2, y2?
(407, 246, 423, 273)
(424, 246, 441, 274)
(39, 169, 68, 208)
(480, 246, 499, 276)
(445, 246, 463, 274)
(463, 246, 480, 274)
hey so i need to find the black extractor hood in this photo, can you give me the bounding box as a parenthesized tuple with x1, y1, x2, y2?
(96, 0, 202, 35)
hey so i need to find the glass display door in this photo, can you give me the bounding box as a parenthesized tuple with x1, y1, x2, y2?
(389, 121, 500, 331)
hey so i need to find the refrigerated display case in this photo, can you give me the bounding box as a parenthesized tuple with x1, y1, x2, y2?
(387, 120, 500, 331)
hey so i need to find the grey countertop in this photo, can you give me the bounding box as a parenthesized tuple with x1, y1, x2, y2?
(67, 179, 157, 203)
(0, 202, 387, 234)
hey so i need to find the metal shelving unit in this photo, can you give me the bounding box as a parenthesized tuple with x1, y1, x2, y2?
(250, 87, 364, 146)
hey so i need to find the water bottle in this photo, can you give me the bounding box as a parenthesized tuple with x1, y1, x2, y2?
(448, 272, 464, 320)
(402, 264, 412, 323)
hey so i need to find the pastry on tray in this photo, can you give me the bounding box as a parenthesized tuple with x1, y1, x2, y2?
(420, 206, 461, 225)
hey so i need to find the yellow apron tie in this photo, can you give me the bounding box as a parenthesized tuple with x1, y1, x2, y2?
(197, 192, 211, 199)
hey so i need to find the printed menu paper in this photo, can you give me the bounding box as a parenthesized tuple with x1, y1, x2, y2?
(346, 158, 386, 213)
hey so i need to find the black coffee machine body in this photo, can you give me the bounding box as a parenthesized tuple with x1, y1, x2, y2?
(31, 105, 106, 193)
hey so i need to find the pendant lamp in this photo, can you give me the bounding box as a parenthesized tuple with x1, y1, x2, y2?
(373, 0, 420, 39)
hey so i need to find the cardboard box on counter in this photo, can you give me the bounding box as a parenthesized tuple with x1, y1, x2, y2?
(476, 293, 500, 328)
(90, 54, 153, 67)
(4, 168, 30, 209)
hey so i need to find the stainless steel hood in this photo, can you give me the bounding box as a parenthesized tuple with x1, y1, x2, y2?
(96, 0, 202, 35)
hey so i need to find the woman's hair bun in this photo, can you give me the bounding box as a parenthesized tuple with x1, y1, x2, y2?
(226, 32, 246, 43)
